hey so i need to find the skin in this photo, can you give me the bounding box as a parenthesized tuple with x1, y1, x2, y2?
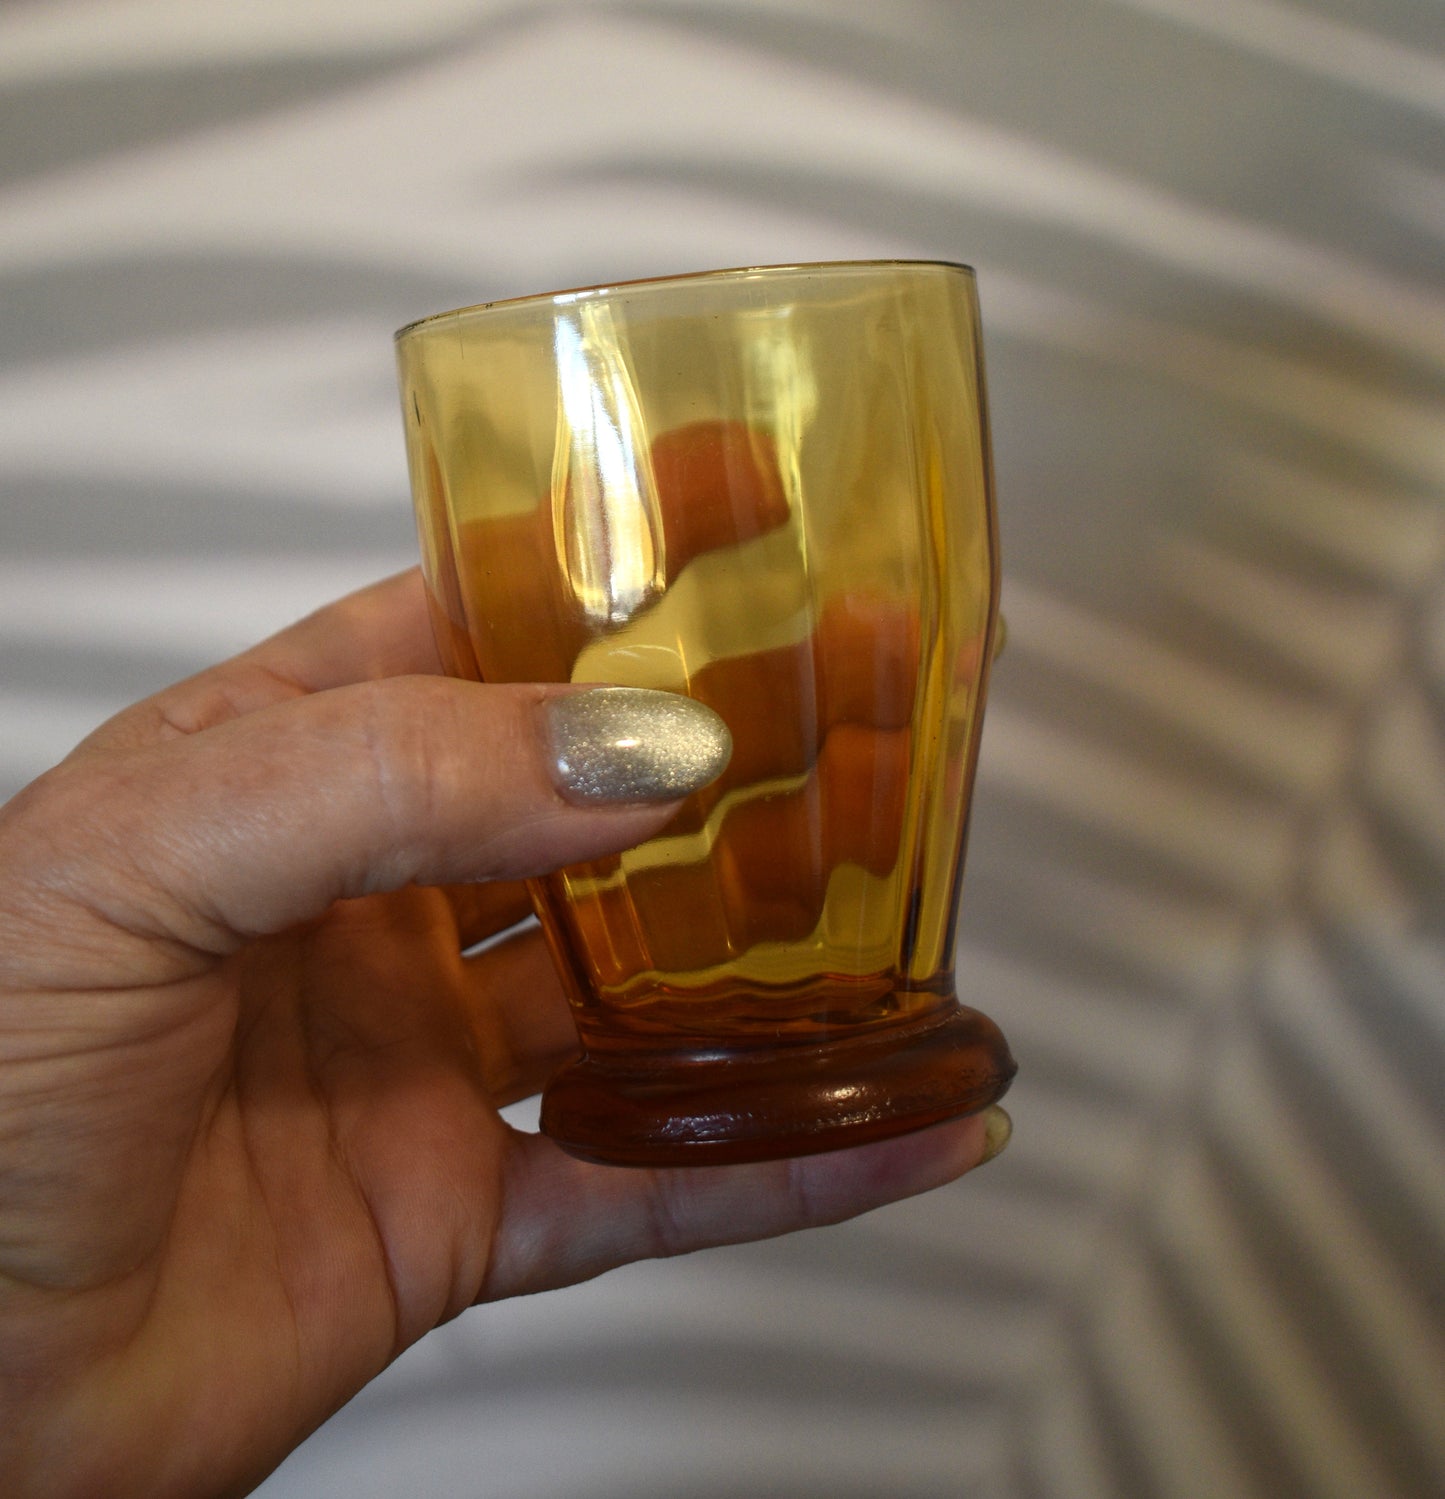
(0, 570, 996, 1499)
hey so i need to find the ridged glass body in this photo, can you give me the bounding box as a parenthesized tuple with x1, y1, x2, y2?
(397, 261, 1013, 1163)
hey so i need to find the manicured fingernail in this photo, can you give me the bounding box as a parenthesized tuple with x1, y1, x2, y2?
(542, 687, 732, 804)
(991, 613, 1008, 661)
(977, 1105, 1012, 1166)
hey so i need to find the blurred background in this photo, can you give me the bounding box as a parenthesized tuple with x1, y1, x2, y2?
(2, 1, 1443, 1495)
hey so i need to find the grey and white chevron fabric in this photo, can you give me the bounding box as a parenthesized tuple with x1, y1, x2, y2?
(3, 2, 1443, 1496)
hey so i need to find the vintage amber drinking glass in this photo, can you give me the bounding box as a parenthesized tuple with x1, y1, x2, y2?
(396, 260, 1014, 1165)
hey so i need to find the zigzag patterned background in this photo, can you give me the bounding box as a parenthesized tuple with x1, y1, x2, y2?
(2, 3, 1442, 1495)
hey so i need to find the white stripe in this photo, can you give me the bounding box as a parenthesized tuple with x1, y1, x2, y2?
(1311, 806, 1418, 934)
(1103, 0, 1445, 120)
(1222, 1000, 1445, 1474)
(1003, 578, 1353, 796)
(1033, 1335, 1134, 1499)
(0, 555, 407, 655)
(861, 1171, 1104, 1293)
(0, 0, 491, 82)
(1365, 684, 1445, 856)
(1215, 450, 1445, 590)
(969, 846, 1252, 989)
(982, 275, 1445, 485)
(385, 1254, 1043, 1392)
(1087, 1242, 1271, 1499)
(980, 701, 1298, 906)
(0, 14, 1442, 368)
(1261, 924, 1445, 1253)
(0, 689, 129, 787)
(1160, 536, 1407, 691)
(0, 323, 410, 507)
(960, 944, 1201, 1105)
(260, 1389, 1005, 1499)
(1373, 156, 1445, 244)
(1154, 1134, 1403, 1499)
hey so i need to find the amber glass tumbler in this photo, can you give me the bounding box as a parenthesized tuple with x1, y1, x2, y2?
(396, 260, 1014, 1165)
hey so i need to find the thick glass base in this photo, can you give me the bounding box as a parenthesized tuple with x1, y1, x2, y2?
(539, 1000, 1016, 1167)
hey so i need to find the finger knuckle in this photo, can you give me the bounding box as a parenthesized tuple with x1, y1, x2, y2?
(351, 678, 471, 867)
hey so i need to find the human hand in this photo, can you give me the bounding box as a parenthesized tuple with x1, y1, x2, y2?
(0, 570, 1007, 1499)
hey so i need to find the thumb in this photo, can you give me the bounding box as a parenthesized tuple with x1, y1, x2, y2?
(8, 679, 729, 967)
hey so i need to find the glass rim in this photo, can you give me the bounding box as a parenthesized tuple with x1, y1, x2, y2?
(393, 257, 977, 341)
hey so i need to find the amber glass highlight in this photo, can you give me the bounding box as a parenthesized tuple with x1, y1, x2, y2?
(397, 261, 1013, 1164)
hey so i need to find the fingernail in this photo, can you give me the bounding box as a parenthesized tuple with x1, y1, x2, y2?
(977, 1105, 1012, 1166)
(542, 687, 732, 804)
(991, 613, 1008, 661)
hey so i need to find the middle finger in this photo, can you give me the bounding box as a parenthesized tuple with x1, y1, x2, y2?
(441, 880, 537, 953)
(461, 921, 579, 1107)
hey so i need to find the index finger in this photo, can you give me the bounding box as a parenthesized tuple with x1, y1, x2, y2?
(75, 568, 446, 754)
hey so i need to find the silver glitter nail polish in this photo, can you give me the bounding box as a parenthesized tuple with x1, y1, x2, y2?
(542, 688, 732, 804)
